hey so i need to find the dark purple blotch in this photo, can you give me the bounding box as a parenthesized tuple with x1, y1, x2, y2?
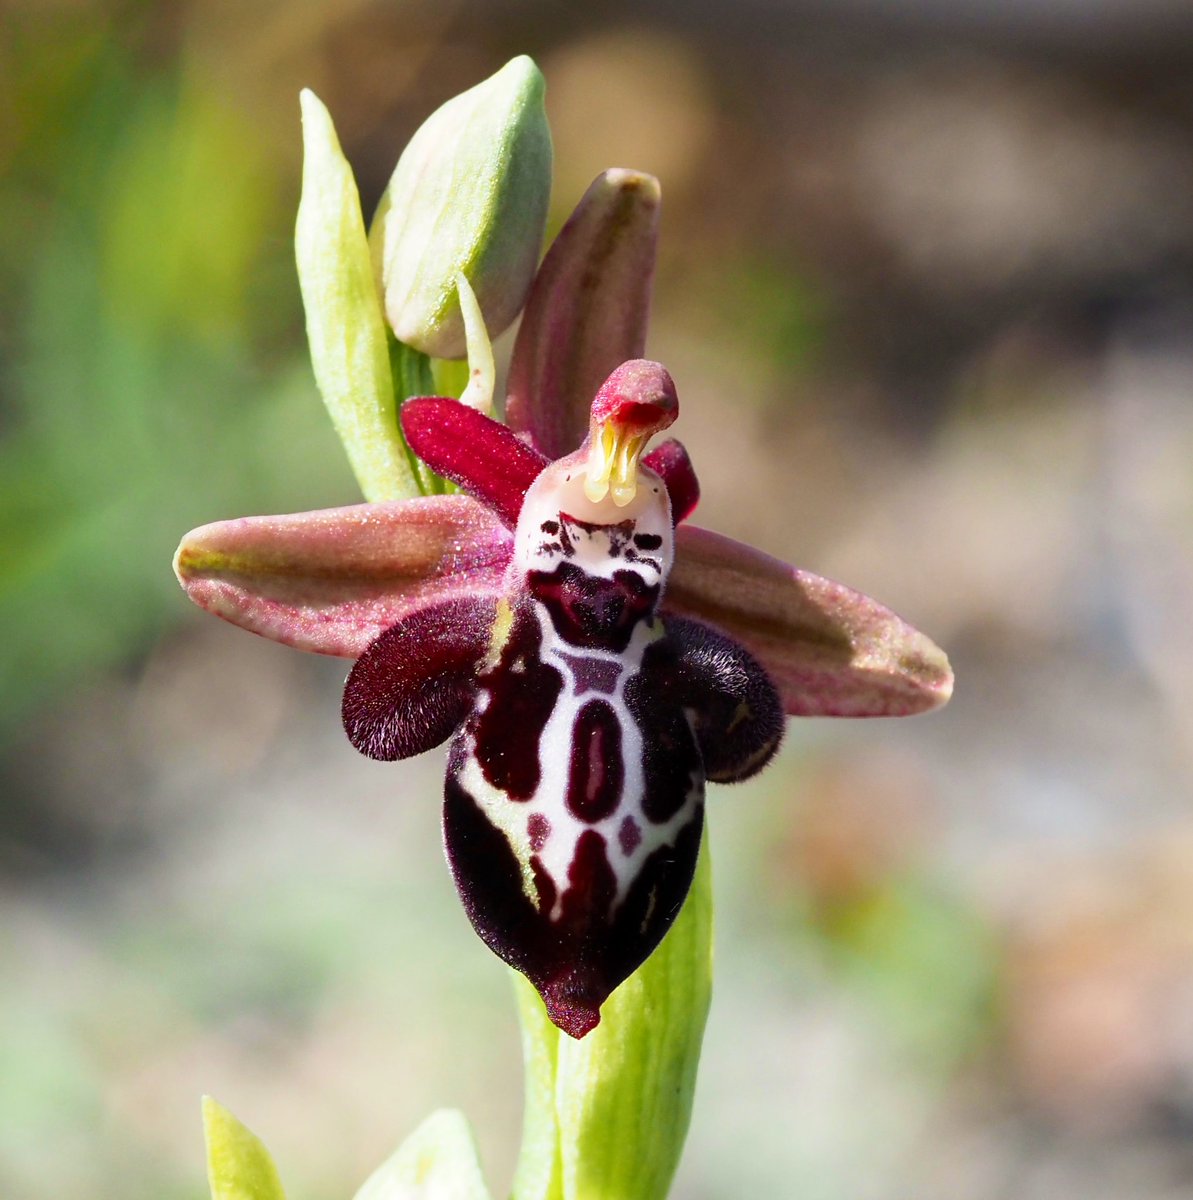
(528, 563, 657, 652)
(618, 815, 642, 856)
(566, 700, 624, 823)
(528, 812, 551, 851)
(559, 652, 622, 695)
(471, 605, 563, 800)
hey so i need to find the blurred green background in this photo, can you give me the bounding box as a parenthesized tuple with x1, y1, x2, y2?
(5, 1, 1193, 1197)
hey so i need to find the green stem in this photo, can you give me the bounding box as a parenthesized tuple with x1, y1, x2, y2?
(510, 831, 714, 1200)
(386, 333, 441, 495)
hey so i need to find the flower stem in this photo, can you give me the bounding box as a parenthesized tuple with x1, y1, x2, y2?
(510, 831, 713, 1200)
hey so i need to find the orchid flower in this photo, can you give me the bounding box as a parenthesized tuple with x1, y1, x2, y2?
(183, 59, 953, 1200)
(344, 358, 786, 1039)
(176, 68, 949, 1053)
(175, 343, 951, 1040)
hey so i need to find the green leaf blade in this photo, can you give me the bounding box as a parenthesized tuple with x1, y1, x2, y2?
(353, 1109, 492, 1200)
(203, 1096, 288, 1200)
(295, 88, 419, 502)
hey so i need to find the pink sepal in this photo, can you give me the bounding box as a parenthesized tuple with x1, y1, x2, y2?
(664, 525, 953, 717)
(173, 495, 512, 657)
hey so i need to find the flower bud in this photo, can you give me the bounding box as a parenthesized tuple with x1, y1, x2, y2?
(370, 56, 552, 359)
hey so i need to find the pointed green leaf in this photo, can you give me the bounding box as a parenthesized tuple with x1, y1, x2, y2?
(296, 89, 419, 502)
(354, 1109, 492, 1200)
(203, 1096, 287, 1200)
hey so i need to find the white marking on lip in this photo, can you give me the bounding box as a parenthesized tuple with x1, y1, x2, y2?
(460, 606, 701, 920)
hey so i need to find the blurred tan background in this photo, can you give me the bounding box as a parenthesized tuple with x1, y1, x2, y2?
(5, 1, 1193, 1197)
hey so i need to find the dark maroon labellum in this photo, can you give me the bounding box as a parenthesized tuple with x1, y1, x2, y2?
(342, 383, 784, 1037)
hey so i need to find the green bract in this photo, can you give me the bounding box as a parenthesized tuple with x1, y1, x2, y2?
(511, 838, 713, 1200)
(295, 89, 419, 502)
(369, 56, 552, 359)
(354, 1110, 492, 1200)
(203, 1097, 288, 1200)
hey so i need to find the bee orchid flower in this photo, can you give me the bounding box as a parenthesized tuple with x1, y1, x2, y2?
(176, 72, 950, 1043)
(182, 63, 956, 1200)
(175, 351, 951, 1037)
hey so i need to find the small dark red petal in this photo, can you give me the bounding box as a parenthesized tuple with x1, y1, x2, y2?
(342, 595, 496, 761)
(401, 397, 549, 528)
(643, 438, 699, 524)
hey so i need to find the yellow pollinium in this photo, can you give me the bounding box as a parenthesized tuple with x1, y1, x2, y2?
(584, 421, 649, 507)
